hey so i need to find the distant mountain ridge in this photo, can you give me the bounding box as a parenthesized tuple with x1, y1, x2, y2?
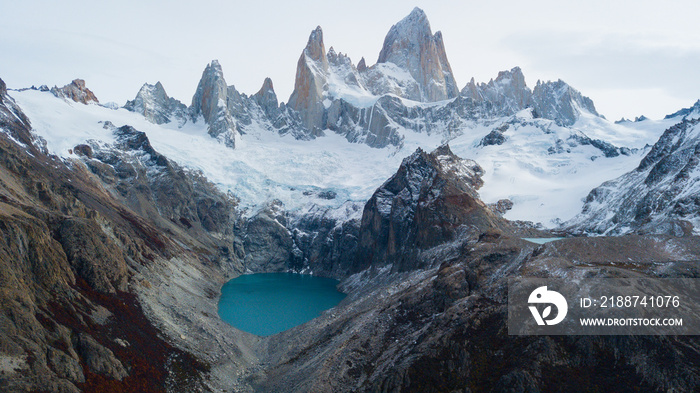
(567, 105, 700, 236)
(121, 7, 605, 150)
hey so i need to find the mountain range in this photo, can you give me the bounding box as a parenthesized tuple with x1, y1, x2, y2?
(1, 7, 700, 393)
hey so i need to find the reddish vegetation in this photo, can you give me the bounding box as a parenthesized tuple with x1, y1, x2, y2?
(45, 277, 207, 392)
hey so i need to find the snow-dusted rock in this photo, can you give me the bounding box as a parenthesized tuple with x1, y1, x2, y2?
(190, 60, 237, 147)
(252, 77, 279, 118)
(567, 117, 700, 235)
(530, 79, 600, 126)
(355, 144, 505, 272)
(51, 79, 99, 104)
(665, 99, 700, 120)
(124, 81, 187, 125)
(374, 7, 459, 102)
(461, 67, 531, 117)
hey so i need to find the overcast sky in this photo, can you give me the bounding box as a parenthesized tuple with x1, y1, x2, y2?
(2, 0, 699, 120)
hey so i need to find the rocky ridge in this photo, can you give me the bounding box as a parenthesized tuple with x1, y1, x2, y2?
(568, 115, 700, 235)
(51, 79, 99, 104)
(122, 8, 610, 152)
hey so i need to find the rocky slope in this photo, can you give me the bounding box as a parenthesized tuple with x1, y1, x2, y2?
(0, 78, 246, 392)
(567, 114, 700, 235)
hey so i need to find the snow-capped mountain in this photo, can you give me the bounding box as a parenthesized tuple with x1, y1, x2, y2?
(567, 104, 700, 235)
(5, 7, 685, 229)
(3, 7, 700, 393)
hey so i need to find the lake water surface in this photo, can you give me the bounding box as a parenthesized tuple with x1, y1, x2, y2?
(218, 273, 346, 336)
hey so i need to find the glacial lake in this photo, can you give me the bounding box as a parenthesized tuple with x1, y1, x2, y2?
(218, 273, 346, 336)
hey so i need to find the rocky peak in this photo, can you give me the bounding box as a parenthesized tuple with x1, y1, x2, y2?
(190, 60, 237, 147)
(304, 26, 329, 70)
(0, 77, 6, 97)
(252, 77, 279, 118)
(461, 67, 531, 116)
(287, 26, 330, 133)
(376, 7, 459, 102)
(530, 79, 599, 126)
(124, 82, 187, 125)
(355, 145, 504, 272)
(357, 57, 367, 72)
(50, 79, 99, 104)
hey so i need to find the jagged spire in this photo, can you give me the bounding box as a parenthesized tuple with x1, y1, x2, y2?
(376, 7, 458, 102)
(287, 27, 329, 132)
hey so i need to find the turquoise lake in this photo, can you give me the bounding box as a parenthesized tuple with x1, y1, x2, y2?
(218, 273, 346, 336)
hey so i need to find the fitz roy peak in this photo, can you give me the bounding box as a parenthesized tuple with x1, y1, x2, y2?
(376, 7, 460, 102)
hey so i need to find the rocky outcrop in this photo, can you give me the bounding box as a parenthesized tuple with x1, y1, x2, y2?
(289, 202, 363, 278)
(531, 79, 600, 126)
(190, 60, 237, 147)
(354, 144, 507, 272)
(50, 79, 99, 104)
(73, 333, 128, 380)
(56, 218, 129, 293)
(82, 124, 241, 250)
(567, 118, 700, 235)
(261, 232, 700, 392)
(287, 26, 329, 134)
(375, 7, 459, 102)
(242, 202, 299, 273)
(462, 67, 531, 116)
(252, 77, 279, 118)
(479, 124, 509, 146)
(124, 81, 188, 125)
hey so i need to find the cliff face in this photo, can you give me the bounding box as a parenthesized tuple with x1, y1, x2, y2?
(287, 26, 329, 133)
(355, 144, 506, 272)
(190, 60, 238, 147)
(376, 7, 459, 102)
